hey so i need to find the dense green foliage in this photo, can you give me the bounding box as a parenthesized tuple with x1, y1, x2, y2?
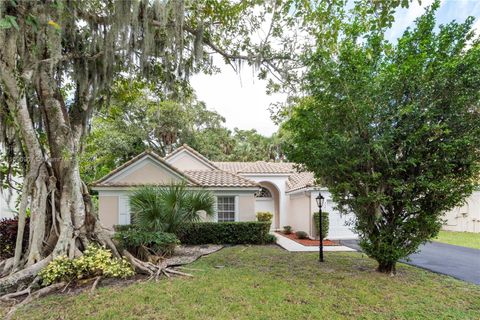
(313, 212, 329, 240)
(0, 218, 29, 259)
(39, 246, 134, 286)
(283, 3, 480, 272)
(177, 222, 273, 245)
(129, 184, 215, 234)
(114, 229, 179, 259)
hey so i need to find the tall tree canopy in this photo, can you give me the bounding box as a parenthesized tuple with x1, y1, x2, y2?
(283, 3, 480, 273)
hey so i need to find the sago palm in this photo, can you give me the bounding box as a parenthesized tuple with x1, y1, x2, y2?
(129, 184, 215, 233)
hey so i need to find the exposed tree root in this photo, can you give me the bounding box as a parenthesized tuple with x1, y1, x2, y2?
(89, 276, 102, 295)
(0, 258, 51, 296)
(164, 268, 193, 277)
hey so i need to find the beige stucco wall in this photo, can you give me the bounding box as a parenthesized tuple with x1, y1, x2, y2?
(287, 193, 312, 236)
(99, 195, 119, 230)
(443, 191, 480, 233)
(116, 161, 181, 184)
(167, 152, 212, 171)
(238, 194, 256, 221)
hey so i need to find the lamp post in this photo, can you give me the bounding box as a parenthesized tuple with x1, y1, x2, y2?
(316, 193, 325, 262)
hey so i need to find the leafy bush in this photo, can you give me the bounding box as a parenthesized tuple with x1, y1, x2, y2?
(264, 233, 277, 244)
(177, 222, 272, 245)
(256, 211, 273, 222)
(313, 211, 329, 240)
(38, 255, 75, 286)
(114, 229, 179, 259)
(130, 184, 215, 233)
(283, 225, 292, 234)
(0, 217, 29, 259)
(39, 245, 134, 286)
(295, 231, 308, 239)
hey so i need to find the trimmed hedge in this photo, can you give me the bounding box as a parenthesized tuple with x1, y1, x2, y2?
(177, 221, 273, 245)
(313, 211, 329, 240)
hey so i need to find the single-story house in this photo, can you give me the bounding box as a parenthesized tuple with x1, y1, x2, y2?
(92, 144, 358, 240)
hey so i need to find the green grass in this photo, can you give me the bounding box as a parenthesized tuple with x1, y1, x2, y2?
(434, 230, 480, 249)
(5, 246, 480, 320)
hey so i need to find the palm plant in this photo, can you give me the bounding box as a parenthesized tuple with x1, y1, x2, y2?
(129, 184, 215, 234)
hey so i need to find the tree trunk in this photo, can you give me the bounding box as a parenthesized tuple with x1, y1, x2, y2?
(377, 261, 396, 274)
(0, 39, 114, 296)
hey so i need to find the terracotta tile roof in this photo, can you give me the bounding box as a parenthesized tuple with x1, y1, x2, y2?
(215, 160, 318, 192)
(214, 161, 296, 174)
(164, 144, 219, 170)
(92, 151, 200, 187)
(213, 162, 251, 173)
(286, 171, 317, 193)
(183, 170, 259, 188)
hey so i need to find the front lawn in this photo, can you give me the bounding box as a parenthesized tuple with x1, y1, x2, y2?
(434, 230, 480, 249)
(5, 246, 480, 319)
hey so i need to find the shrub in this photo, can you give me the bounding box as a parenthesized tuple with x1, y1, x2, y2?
(38, 255, 75, 286)
(313, 211, 329, 240)
(295, 231, 309, 239)
(130, 184, 215, 233)
(39, 245, 134, 286)
(0, 217, 29, 259)
(177, 222, 271, 245)
(114, 229, 179, 260)
(264, 233, 277, 244)
(283, 225, 292, 234)
(256, 211, 273, 222)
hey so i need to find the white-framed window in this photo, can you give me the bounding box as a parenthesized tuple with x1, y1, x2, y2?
(217, 196, 236, 222)
(254, 187, 272, 198)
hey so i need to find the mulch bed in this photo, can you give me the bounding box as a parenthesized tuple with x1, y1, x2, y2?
(276, 232, 339, 246)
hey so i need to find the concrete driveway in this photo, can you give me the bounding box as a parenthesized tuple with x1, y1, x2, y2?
(340, 240, 480, 285)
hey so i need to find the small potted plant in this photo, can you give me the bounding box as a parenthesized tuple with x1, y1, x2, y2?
(283, 225, 292, 234)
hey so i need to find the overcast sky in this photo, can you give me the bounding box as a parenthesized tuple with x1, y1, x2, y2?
(191, 0, 480, 136)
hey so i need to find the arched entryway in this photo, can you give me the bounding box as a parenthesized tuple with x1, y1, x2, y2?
(255, 181, 280, 230)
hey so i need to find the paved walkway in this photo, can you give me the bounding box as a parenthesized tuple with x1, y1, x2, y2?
(341, 240, 480, 285)
(275, 232, 356, 252)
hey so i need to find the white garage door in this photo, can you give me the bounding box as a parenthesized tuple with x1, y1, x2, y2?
(325, 200, 357, 239)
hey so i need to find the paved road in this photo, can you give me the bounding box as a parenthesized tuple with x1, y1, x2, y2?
(340, 240, 480, 285)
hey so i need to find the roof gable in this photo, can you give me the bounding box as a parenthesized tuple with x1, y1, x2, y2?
(165, 144, 218, 171)
(92, 151, 199, 187)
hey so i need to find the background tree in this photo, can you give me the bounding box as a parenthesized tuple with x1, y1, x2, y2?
(283, 3, 480, 273)
(80, 80, 285, 184)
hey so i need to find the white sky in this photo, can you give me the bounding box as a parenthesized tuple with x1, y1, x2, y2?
(191, 0, 480, 137)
